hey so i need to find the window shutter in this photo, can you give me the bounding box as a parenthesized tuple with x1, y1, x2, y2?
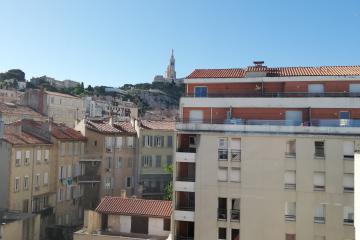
(58, 167, 62, 180)
(161, 136, 164, 147)
(284, 171, 296, 184)
(230, 139, 241, 150)
(343, 141, 354, 156)
(313, 172, 325, 186)
(218, 168, 228, 181)
(343, 174, 354, 188)
(315, 205, 325, 218)
(230, 168, 241, 182)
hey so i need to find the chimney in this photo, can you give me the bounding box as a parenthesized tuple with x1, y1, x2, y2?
(120, 189, 127, 198)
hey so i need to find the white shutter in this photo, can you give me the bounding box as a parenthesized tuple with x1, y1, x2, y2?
(218, 168, 228, 181)
(63, 166, 67, 179)
(67, 165, 72, 178)
(44, 172, 48, 185)
(284, 171, 296, 184)
(218, 138, 228, 149)
(44, 150, 49, 160)
(25, 151, 30, 158)
(343, 174, 354, 188)
(349, 84, 360, 93)
(230, 138, 241, 150)
(116, 137, 123, 148)
(230, 168, 241, 182)
(308, 84, 324, 93)
(189, 110, 203, 123)
(16, 151, 22, 160)
(58, 167, 62, 180)
(315, 205, 325, 218)
(343, 141, 354, 156)
(36, 149, 41, 161)
(313, 172, 325, 186)
(285, 202, 296, 215)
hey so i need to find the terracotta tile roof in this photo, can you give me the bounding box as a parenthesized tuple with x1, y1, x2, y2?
(22, 119, 86, 141)
(0, 102, 45, 119)
(3, 122, 52, 145)
(140, 120, 175, 130)
(85, 119, 136, 135)
(45, 90, 80, 99)
(96, 197, 172, 218)
(186, 65, 360, 79)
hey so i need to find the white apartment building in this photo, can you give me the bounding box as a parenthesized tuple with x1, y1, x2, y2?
(173, 63, 359, 240)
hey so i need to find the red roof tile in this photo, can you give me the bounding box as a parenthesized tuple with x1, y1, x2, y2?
(186, 65, 360, 79)
(0, 102, 45, 119)
(45, 90, 80, 99)
(3, 122, 52, 145)
(85, 119, 136, 135)
(140, 120, 175, 130)
(96, 197, 172, 218)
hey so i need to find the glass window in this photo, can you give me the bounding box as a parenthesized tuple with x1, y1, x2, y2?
(194, 86, 208, 97)
(218, 167, 228, 181)
(314, 141, 325, 158)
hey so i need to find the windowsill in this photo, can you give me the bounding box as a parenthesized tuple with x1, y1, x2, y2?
(313, 188, 326, 192)
(343, 157, 354, 161)
(314, 156, 325, 160)
(344, 189, 354, 193)
(285, 153, 296, 158)
(343, 222, 354, 226)
(314, 221, 325, 224)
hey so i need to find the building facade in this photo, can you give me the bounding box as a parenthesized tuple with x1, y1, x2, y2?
(22, 89, 85, 127)
(135, 120, 175, 199)
(0, 89, 22, 103)
(75, 118, 137, 206)
(173, 63, 359, 240)
(0, 102, 46, 124)
(0, 120, 55, 240)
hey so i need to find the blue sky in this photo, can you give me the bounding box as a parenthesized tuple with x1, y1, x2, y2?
(0, 0, 359, 87)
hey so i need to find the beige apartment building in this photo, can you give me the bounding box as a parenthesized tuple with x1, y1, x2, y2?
(0, 102, 46, 124)
(0, 120, 55, 240)
(173, 64, 358, 240)
(0, 89, 22, 103)
(75, 118, 137, 205)
(22, 88, 85, 127)
(134, 119, 175, 199)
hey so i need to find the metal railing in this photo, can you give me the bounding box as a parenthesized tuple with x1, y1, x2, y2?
(176, 176, 195, 182)
(78, 175, 101, 183)
(314, 216, 325, 224)
(231, 150, 241, 161)
(230, 209, 240, 221)
(344, 218, 354, 224)
(184, 92, 360, 98)
(284, 183, 296, 190)
(314, 185, 326, 191)
(217, 208, 227, 220)
(285, 152, 296, 158)
(218, 149, 228, 161)
(176, 202, 195, 211)
(344, 187, 354, 192)
(285, 214, 296, 221)
(177, 148, 196, 153)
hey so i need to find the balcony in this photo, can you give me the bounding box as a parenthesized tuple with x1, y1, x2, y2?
(176, 151, 196, 163)
(174, 210, 195, 222)
(174, 181, 195, 192)
(80, 154, 102, 162)
(184, 91, 360, 98)
(78, 175, 101, 183)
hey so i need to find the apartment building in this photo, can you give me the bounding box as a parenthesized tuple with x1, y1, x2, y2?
(22, 88, 85, 127)
(135, 120, 175, 199)
(0, 120, 54, 240)
(74, 196, 172, 240)
(173, 63, 359, 240)
(20, 119, 87, 230)
(0, 89, 22, 103)
(75, 118, 137, 204)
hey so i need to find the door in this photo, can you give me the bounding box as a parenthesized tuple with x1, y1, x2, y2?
(285, 111, 302, 125)
(308, 84, 325, 94)
(131, 216, 149, 234)
(189, 110, 203, 123)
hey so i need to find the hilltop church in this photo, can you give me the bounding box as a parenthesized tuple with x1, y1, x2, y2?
(153, 49, 183, 84)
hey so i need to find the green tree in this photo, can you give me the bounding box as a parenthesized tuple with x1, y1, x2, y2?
(164, 164, 173, 200)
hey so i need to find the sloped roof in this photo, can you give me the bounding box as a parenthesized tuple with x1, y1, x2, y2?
(96, 197, 172, 218)
(85, 119, 136, 135)
(3, 122, 52, 145)
(186, 65, 360, 79)
(0, 102, 45, 118)
(140, 120, 175, 130)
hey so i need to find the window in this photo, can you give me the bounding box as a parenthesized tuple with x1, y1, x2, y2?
(231, 199, 240, 221)
(230, 168, 241, 182)
(66, 186, 71, 200)
(35, 174, 40, 188)
(14, 177, 20, 192)
(107, 157, 112, 169)
(218, 167, 228, 182)
(285, 202, 296, 221)
(57, 188, 64, 202)
(230, 138, 241, 161)
(67, 165, 72, 178)
(218, 228, 226, 240)
(189, 136, 196, 147)
(15, 151, 22, 166)
(44, 172, 49, 186)
(343, 141, 354, 159)
(142, 155, 152, 167)
(44, 150, 49, 163)
(286, 140, 296, 157)
(194, 86, 208, 97)
(144, 135, 153, 147)
(128, 158, 132, 168)
(343, 206, 354, 224)
(154, 136, 164, 147)
(189, 110, 204, 123)
(155, 155, 162, 167)
(313, 172, 325, 191)
(343, 174, 354, 192)
(125, 176, 132, 188)
(24, 176, 29, 190)
(116, 157, 123, 168)
(94, 140, 97, 146)
(219, 138, 228, 149)
(24, 151, 30, 165)
(74, 142, 79, 155)
(285, 234, 296, 240)
(105, 137, 113, 149)
(36, 149, 41, 162)
(314, 204, 325, 223)
(116, 137, 123, 148)
(105, 177, 112, 189)
(167, 136, 173, 148)
(127, 136, 134, 148)
(231, 229, 239, 240)
(163, 218, 171, 231)
(166, 155, 172, 165)
(308, 84, 324, 94)
(218, 198, 227, 220)
(59, 166, 66, 180)
(314, 141, 325, 158)
(284, 171, 296, 189)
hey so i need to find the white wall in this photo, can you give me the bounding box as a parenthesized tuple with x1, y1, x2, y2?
(148, 217, 170, 236)
(355, 152, 360, 240)
(119, 215, 131, 233)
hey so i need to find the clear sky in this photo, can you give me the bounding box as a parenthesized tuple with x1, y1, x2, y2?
(0, 0, 359, 87)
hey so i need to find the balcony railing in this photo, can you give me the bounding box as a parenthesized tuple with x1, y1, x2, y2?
(177, 118, 360, 128)
(231, 150, 241, 161)
(217, 208, 227, 220)
(284, 183, 296, 190)
(176, 176, 195, 182)
(285, 214, 296, 221)
(218, 150, 228, 161)
(230, 209, 240, 221)
(314, 216, 325, 224)
(184, 91, 360, 98)
(344, 187, 354, 192)
(176, 202, 195, 211)
(314, 185, 325, 191)
(143, 187, 164, 194)
(344, 218, 354, 225)
(78, 175, 101, 183)
(177, 148, 196, 153)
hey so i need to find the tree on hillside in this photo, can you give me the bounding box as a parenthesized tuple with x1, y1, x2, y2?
(0, 69, 25, 82)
